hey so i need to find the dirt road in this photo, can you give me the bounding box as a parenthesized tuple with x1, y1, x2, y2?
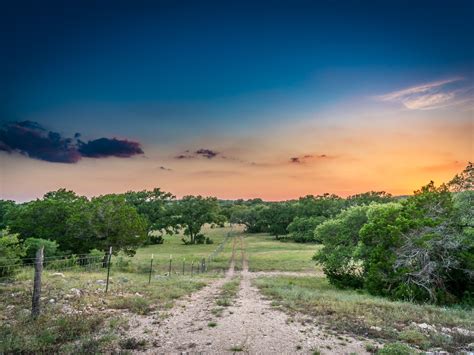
(132, 236, 372, 354)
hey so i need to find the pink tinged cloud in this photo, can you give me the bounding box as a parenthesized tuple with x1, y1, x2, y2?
(375, 77, 468, 110)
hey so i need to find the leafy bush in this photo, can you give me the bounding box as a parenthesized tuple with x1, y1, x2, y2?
(377, 343, 415, 355)
(313, 205, 369, 288)
(287, 216, 326, 243)
(0, 229, 25, 277)
(24, 238, 60, 260)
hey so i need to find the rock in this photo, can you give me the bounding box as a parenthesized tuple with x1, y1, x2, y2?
(370, 326, 382, 332)
(135, 292, 143, 297)
(6, 305, 14, 310)
(96, 279, 106, 285)
(70, 288, 82, 296)
(417, 323, 436, 332)
(453, 327, 474, 337)
(49, 298, 55, 303)
(467, 343, 474, 351)
(51, 272, 65, 278)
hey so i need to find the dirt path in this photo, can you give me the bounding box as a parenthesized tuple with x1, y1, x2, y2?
(132, 236, 373, 354)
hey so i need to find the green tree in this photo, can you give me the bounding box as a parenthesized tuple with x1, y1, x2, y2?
(287, 216, 326, 243)
(297, 194, 346, 218)
(448, 162, 473, 192)
(5, 189, 86, 251)
(172, 196, 225, 244)
(123, 188, 175, 243)
(23, 238, 60, 260)
(0, 229, 25, 277)
(346, 191, 393, 206)
(0, 200, 16, 229)
(314, 205, 370, 288)
(358, 202, 405, 296)
(229, 204, 269, 233)
(68, 194, 148, 256)
(260, 203, 297, 239)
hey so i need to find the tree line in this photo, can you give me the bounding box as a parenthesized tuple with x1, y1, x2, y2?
(0, 163, 472, 305)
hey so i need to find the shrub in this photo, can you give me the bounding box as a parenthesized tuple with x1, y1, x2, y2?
(0, 229, 25, 277)
(377, 343, 415, 355)
(313, 205, 369, 288)
(24, 238, 60, 260)
(287, 216, 326, 243)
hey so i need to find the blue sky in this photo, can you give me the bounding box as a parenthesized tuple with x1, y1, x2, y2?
(1, 0, 472, 200)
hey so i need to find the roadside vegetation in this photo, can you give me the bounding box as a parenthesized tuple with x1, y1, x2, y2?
(0, 269, 210, 353)
(255, 275, 474, 353)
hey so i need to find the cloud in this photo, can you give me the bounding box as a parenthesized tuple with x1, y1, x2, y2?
(175, 148, 219, 160)
(0, 121, 81, 163)
(289, 154, 329, 164)
(195, 149, 219, 159)
(78, 138, 143, 158)
(376, 77, 468, 110)
(0, 121, 144, 163)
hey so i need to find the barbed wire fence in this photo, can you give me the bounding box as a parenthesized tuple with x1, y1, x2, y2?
(0, 228, 238, 318)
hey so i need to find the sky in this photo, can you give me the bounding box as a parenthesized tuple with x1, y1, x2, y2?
(1, 0, 473, 201)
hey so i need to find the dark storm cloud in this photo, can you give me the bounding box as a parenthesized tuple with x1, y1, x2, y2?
(0, 121, 144, 163)
(0, 121, 81, 163)
(78, 138, 143, 158)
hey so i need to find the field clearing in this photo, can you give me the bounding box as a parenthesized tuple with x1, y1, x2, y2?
(254, 276, 474, 352)
(127, 225, 241, 273)
(244, 233, 322, 272)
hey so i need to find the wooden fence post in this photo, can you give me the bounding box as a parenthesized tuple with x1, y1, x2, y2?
(191, 260, 194, 276)
(182, 258, 185, 275)
(148, 254, 154, 285)
(168, 254, 172, 276)
(31, 246, 44, 319)
(105, 246, 112, 293)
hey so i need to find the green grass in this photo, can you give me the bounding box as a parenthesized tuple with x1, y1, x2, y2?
(244, 233, 322, 272)
(254, 276, 474, 352)
(0, 269, 210, 353)
(119, 225, 240, 274)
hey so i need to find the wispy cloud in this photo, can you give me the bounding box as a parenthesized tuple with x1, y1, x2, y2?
(289, 154, 330, 164)
(376, 77, 470, 110)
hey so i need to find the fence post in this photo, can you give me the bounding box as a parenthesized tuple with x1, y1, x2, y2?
(191, 260, 194, 276)
(182, 258, 185, 275)
(148, 254, 154, 285)
(201, 258, 205, 273)
(105, 246, 112, 293)
(168, 254, 172, 276)
(31, 246, 44, 319)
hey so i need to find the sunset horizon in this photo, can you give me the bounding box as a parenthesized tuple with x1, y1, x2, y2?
(1, 0, 472, 202)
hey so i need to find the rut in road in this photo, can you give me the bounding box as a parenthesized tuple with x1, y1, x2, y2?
(132, 235, 373, 354)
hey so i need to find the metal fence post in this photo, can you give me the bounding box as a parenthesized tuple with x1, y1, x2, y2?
(105, 246, 112, 293)
(31, 246, 44, 319)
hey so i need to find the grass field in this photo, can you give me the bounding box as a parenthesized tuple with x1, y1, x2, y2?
(0, 225, 240, 353)
(2, 227, 472, 353)
(244, 233, 322, 272)
(124, 225, 242, 274)
(254, 276, 474, 352)
(0, 269, 212, 353)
